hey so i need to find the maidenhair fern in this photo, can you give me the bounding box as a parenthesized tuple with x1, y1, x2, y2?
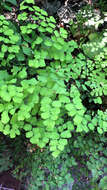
(0, 0, 106, 157)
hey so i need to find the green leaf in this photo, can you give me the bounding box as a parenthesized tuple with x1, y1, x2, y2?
(24, 124, 32, 131)
(50, 132, 59, 139)
(59, 95, 70, 103)
(26, 131, 33, 138)
(50, 145, 57, 151)
(99, 176, 107, 190)
(49, 16, 56, 23)
(103, 121, 107, 132)
(1, 44, 8, 53)
(52, 150, 60, 158)
(15, 129, 20, 135)
(61, 130, 71, 138)
(35, 37, 43, 44)
(58, 144, 64, 151)
(46, 27, 53, 33)
(44, 40, 52, 47)
(48, 23, 56, 28)
(13, 97, 22, 103)
(25, 0, 34, 4)
(40, 9, 48, 16)
(1, 111, 10, 124)
(59, 139, 67, 146)
(41, 97, 52, 105)
(18, 68, 27, 79)
(38, 26, 46, 32)
(74, 115, 83, 125)
(33, 128, 41, 138)
(44, 119, 55, 131)
(97, 127, 103, 134)
(75, 102, 83, 109)
(37, 141, 46, 148)
(52, 101, 61, 108)
(69, 109, 77, 116)
(33, 6, 41, 12)
(0, 122, 4, 132)
(10, 129, 16, 138)
(49, 139, 58, 146)
(0, 104, 4, 112)
(65, 104, 74, 111)
(6, 0, 17, 6)
(83, 125, 89, 133)
(54, 43, 62, 50)
(22, 45, 32, 56)
(57, 37, 65, 45)
(41, 112, 50, 119)
(30, 136, 39, 144)
(40, 21, 47, 27)
(76, 124, 83, 132)
(3, 124, 10, 135)
(88, 123, 95, 130)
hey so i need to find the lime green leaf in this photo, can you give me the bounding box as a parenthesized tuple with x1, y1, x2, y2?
(74, 115, 83, 125)
(76, 124, 83, 132)
(58, 144, 64, 151)
(40, 21, 47, 27)
(61, 130, 71, 138)
(22, 46, 32, 56)
(24, 124, 32, 131)
(48, 23, 56, 28)
(52, 101, 61, 108)
(33, 128, 41, 138)
(44, 40, 52, 47)
(49, 16, 56, 23)
(44, 119, 55, 131)
(59, 95, 70, 103)
(1, 44, 8, 53)
(46, 27, 53, 33)
(88, 123, 95, 130)
(1, 111, 10, 124)
(59, 139, 67, 145)
(97, 127, 103, 134)
(13, 97, 22, 103)
(3, 124, 10, 135)
(41, 112, 50, 119)
(0, 104, 4, 112)
(103, 121, 107, 132)
(0, 122, 4, 132)
(40, 9, 48, 16)
(33, 6, 41, 12)
(26, 131, 33, 138)
(50, 140, 57, 146)
(15, 129, 20, 135)
(52, 150, 60, 158)
(41, 97, 52, 105)
(10, 129, 16, 138)
(50, 145, 57, 151)
(18, 68, 27, 79)
(25, 0, 34, 4)
(65, 104, 74, 111)
(50, 132, 59, 139)
(54, 43, 62, 50)
(35, 37, 43, 44)
(30, 136, 39, 144)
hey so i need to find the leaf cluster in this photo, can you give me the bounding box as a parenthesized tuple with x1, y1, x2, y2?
(0, 1, 106, 158)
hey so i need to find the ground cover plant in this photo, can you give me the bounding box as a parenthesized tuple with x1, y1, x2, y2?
(0, 0, 107, 189)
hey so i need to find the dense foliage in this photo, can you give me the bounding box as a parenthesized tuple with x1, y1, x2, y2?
(0, 0, 106, 157)
(0, 0, 107, 189)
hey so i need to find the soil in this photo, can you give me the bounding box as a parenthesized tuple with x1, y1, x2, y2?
(0, 172, 21, 190)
